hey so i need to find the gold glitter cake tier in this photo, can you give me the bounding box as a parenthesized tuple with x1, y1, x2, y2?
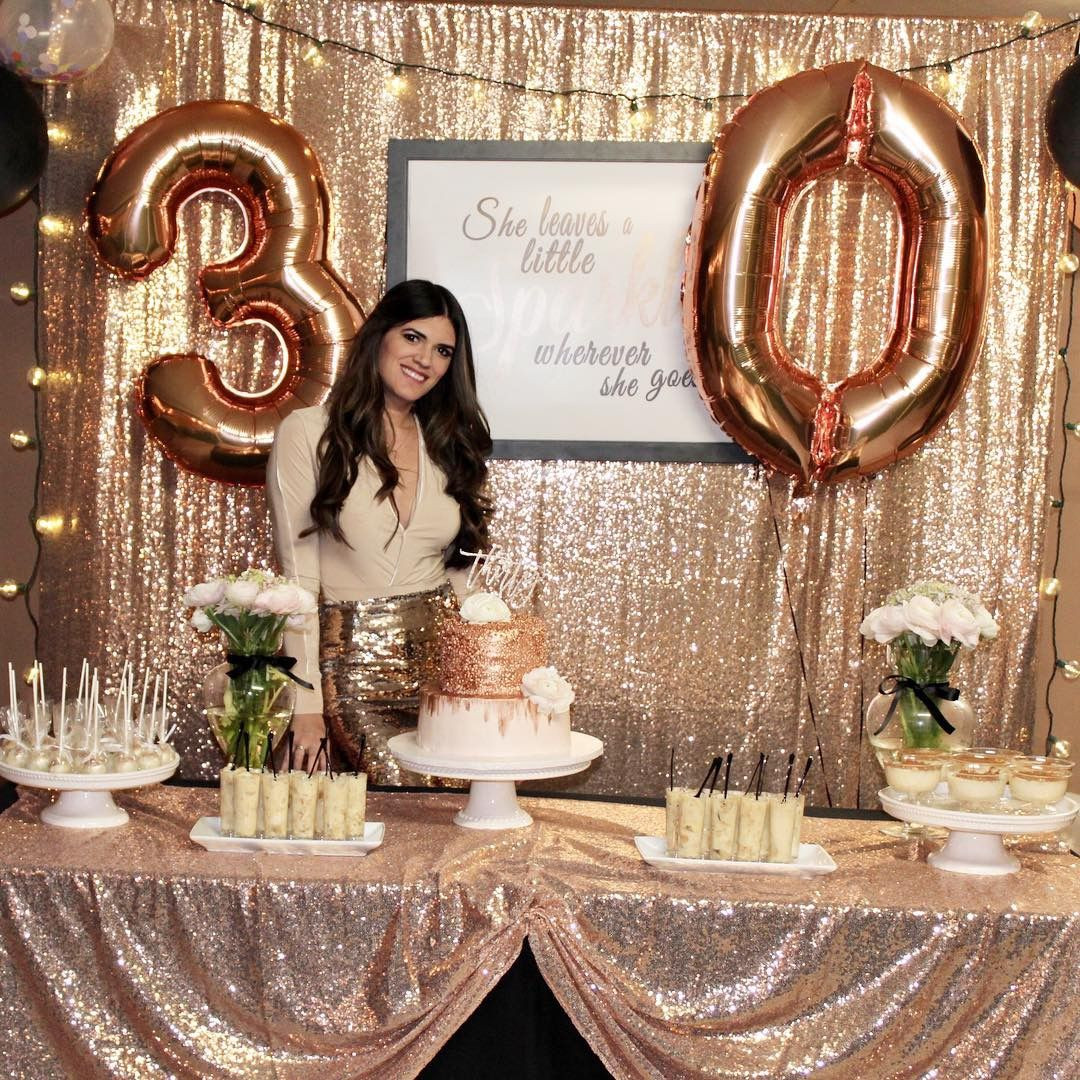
(438, 612, 547, 696)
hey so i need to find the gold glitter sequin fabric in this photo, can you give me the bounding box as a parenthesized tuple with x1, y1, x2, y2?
(320, 584, 454, 782)
(0, 787, 1076, 1077)
(35, 3, 1070, 806)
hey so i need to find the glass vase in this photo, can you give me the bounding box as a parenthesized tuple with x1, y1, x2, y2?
(203, 660, 294, 770)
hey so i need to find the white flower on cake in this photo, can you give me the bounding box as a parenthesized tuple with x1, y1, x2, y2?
(460, 591, 511, 624)
(521, 667, 575, 714)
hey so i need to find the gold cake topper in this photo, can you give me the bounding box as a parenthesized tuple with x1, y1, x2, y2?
(460, 548, 540, 608)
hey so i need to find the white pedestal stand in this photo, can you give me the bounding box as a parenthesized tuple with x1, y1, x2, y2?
(878, 788, 1079, 876)
(388, 732, 603, 830)
(0, 757, 179, 829)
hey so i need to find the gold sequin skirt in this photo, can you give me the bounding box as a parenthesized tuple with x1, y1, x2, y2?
(320, 583, 456, 784)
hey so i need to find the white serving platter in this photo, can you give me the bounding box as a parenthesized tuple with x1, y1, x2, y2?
(634, 835, 837, 876)
(190, 817, 384, 857)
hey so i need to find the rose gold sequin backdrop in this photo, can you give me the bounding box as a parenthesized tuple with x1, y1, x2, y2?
(37, 3, 1069, 805)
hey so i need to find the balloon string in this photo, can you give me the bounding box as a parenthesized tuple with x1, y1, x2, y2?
(765, 474, 833, 808)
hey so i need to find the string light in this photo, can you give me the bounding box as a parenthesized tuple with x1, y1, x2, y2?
(300, 41, 325, 68)
(1041, 576, 1062, 597)
(629, 99, 649, 129)
(206, 0, 1080, 113)
(1047, 733, 1072, 758)
(9, 282, 33, 304)
(1020, 10, 1043, 37)
(1055, 658, 1080, 679)
(935, 61, 957, 94)
(386, 64, 408, 96)
(33, 514, 63, 535)
(37, 215, 71, 237)
(9, 431, 35, 452)
(1051, 496, 1065, 508)
(0, 580, 25, 601)
(46, 124, 69, 146)
(25, 367, 45, 390)
(1058, 252, 1080, 274)
(1065, 421, 1080, 436)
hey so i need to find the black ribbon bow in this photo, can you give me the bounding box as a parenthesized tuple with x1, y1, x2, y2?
(225, 653, 314, 690)
(874, 674, 959, 737)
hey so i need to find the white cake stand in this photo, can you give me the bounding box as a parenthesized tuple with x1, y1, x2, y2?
(388, 732, 603, 829)
(878, 787, 1080, 875)
(0, 757, 180, 828)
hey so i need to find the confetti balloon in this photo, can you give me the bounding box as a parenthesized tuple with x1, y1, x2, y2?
(683, 61, 989, 493)
(0, 0, 114, 84)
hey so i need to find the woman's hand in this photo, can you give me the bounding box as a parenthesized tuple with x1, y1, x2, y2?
(287, 712, 327, 770)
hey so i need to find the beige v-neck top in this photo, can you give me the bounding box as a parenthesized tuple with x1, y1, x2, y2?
(267, 405, 461, 713)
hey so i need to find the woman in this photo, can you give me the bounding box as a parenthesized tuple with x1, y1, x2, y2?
(267, 279, 492, 780)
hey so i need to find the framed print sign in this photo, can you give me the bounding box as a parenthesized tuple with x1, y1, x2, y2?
(387, 140, 751, 463)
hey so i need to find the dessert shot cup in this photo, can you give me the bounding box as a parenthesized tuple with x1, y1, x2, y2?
(261, 771, 290, 838)
(232, 768, 262, 837)
(321, 775, 348, 840)
(676, 792, 707, 858)
(344, 772, 368, 838)
(1008, 764, 1071, 807)
(766, 794, 798, 863)
(735, 794, 769, 861)
(664, 787, 691, 855)
(219, 764, 236, 835)
(884, 759, 942, 801)
(707, 791, 740, 861)
(288, 770, 318, 838)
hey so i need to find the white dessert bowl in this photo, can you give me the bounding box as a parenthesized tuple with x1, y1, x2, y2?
(947, 764, 1006, 807)
(1008, 766, 1070, 807)
(884, 759, 942, 798)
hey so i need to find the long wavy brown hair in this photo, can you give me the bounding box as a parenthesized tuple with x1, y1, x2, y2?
(302, 280, 492, 564)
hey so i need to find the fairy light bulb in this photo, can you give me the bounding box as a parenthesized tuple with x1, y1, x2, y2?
(301, 41, 326, 67)
(1047, 733, 1072, 759)
(37, 215, 70, 237)
(1055, 658, 1080, 680)
(386, 65, 408, 96)
(9, 282, 33, 304)
(1020, 10, 1042, 36)
(9, 430, 35, 451)
(629, 99, 648, 129)
(935, 62, 957, 94)
(0, 580, 24, 600)
(22, 665, 37, 685)
(26, 367, 46, 390)
(34, 514, 63, 535)
(1041, 576, 1061, 597)
(1058, 252, 1080, 274)
(46, 124, 69, 146)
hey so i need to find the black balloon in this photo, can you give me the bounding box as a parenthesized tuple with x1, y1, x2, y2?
(0, 66, 47, 216)
(1047, 57, 1080, 187)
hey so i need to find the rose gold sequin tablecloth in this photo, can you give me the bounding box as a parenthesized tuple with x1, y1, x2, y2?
(0, 787, 1077, 1079)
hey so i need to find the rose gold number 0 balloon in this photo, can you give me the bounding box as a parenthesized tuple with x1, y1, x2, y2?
(87, 101, 363, 484)
(683, 61, 989, 491)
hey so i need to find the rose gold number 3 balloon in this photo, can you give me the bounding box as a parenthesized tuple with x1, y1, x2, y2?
(87, 101, 363, 484)
(683, 61, 989, 491)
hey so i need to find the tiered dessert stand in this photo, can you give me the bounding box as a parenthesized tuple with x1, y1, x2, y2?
(878, 786, 1079, 875)
(0, 757, 179, 828)
(388, 731, 603, 829)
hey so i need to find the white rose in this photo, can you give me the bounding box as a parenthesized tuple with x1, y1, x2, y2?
(295, 586, 318, 614)
(859, 604, 907, 644)
(183, 579, 226, 608)
(253, 584, 303, 615)
(973, 605, 999, 641)
(190, 609, 214, 632)
(224, 579, 261, 609)
(939, 598, 981, 649)
(286, 612, 309, 629)
(460, 591, 511, 624)
(903, 595, 942, 646)
(521, 666, 575, 714)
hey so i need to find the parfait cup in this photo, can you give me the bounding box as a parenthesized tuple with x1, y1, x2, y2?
(1007, 759, 1075, 852)
(881, 755, 945, 839)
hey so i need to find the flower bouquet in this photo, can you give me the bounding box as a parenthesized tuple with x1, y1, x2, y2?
(186, 570, 317, 768)
(861, 580, 998, 750)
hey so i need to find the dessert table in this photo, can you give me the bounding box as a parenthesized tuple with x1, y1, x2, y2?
(0, 784, 1076, 1079)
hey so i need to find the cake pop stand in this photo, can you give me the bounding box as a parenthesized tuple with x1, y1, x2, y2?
(0, 757, 180, 828)
(388, 732, 603, 829)
(878, 787, 1080, 875)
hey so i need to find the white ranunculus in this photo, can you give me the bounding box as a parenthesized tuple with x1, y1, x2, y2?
(973, 605, 999, 640)
(224, 579, 261, 609)
(521, 666, 575, 714)
(903, 595, 942, 646)
(190, 609, 214, 632)
(859, 604, 908, 643)
(183, 579, 226, 608)
(460, 591, 511, 624)
(253, 583, 303, 615)
(939, 598, 981, 649)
